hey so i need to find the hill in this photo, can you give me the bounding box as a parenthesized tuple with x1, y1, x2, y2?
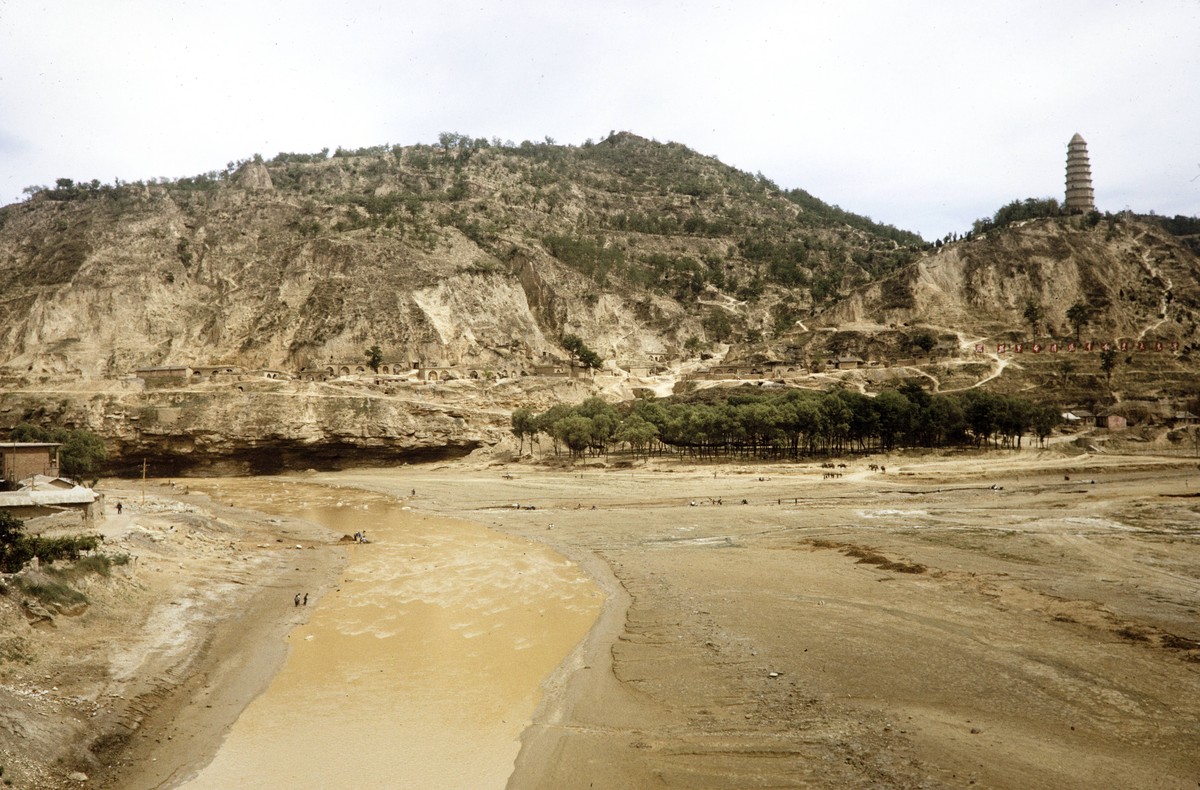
(0, 132, 919, 379)
(1, 133, 1198, 471)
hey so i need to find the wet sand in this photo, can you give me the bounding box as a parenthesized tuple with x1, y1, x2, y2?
(176, 482, 600, 789)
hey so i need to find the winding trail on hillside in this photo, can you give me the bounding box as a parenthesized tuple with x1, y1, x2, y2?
(1136, 250, 1174, 341)
(904, 327, 1018, 393)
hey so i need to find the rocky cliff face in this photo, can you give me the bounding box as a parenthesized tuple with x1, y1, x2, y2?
(0, 186, 566, 377)
(0, 375, 608, 476)
(812, 215, 1200, 343)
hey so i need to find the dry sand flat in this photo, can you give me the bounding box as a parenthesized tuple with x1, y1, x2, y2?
(4, 450, 1198, 789)
(324, 450, 1200, 789)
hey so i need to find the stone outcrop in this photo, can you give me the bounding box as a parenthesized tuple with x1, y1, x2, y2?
(235, 161, 274, 192)
(0, 380, 518, 476)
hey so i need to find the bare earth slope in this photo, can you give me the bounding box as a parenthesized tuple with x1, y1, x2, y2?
(815, 216, 1200, 344)
(0, 135, 917, 379)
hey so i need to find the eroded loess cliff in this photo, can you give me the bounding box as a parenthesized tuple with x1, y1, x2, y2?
(813, 216, 1200, 341)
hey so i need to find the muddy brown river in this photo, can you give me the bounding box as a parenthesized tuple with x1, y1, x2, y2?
(178, 481, 602, 789)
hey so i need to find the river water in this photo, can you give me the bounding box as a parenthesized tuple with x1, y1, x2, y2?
(178, 480, 601, 789)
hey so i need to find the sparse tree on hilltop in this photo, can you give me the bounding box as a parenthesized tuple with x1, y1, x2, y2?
(912, 331, 937, 354)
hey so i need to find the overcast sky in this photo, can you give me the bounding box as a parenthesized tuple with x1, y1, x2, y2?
(1, 0, 1197, 240)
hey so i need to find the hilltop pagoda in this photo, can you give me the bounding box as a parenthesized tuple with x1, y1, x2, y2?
(1064, 133, 1095, 213)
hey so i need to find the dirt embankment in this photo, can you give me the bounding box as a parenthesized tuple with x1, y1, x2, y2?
(0, 484, 347, 790)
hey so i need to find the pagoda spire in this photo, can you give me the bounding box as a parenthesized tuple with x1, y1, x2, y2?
(1064, 133, 1095, 213)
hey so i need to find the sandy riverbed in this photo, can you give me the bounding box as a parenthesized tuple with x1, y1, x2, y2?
(322, 450, 1200, 789)
(2, 448, 1199, 788)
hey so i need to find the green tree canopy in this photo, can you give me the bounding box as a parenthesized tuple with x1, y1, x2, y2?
(518, 384, 1056, 461)
(562, 333, 603, 369)
(1066, 302, 1094, 340)
(365, 344, 384, 373)
(1100, 347, 1118, 382)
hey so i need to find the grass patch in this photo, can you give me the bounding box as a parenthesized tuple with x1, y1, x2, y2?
(839, 544, 926, 573)
(0, 637, 32, 664)
(878, 560, 927, 574)
(14, 577, 87, 607)
(8, 551, 128, 608)
(66, 553, 130, 578)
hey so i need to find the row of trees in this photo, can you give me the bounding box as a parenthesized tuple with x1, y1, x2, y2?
(511, 385, 1060, 460)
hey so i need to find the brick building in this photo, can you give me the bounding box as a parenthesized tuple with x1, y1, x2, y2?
(1, 443, 62, 484)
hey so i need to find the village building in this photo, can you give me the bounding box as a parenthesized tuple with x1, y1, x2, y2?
(0, 474, 99, 521)
(1063, 408, 1095, 425)
(1169, 410, 1199, 428)
(249, 369, 293, 381)
(531, 363, 585, 379)
(1, 442, 61, 484)
(135, 365, 193, 384)
(688, 363, 758, 381)
(623, 358, 670, 377)
(191, 365, 241, 379)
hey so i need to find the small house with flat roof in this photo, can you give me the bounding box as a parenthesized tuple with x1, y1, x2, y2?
(0, 474, 98, 521)
(1170, 410, 1199, 428)
(1, 442, 61, 484)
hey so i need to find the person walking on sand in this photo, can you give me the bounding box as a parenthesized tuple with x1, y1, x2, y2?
(303, 593, 309, 606)
(294, 593, 301, 607)
(116, 502, 123, 515)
